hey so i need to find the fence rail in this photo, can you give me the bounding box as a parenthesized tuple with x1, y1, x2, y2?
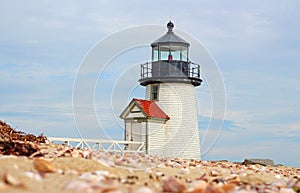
(48, 137, 145, 154)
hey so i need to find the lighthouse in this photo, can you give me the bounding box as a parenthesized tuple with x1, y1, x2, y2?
(120, 21, 202, 159)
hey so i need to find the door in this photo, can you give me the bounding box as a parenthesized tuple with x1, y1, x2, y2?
(129, 122, 143, 150)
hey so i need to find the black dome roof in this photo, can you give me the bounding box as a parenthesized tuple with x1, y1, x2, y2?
(151, 21, 190, 47)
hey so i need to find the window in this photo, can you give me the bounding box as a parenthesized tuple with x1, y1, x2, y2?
(151, 84, 159, 100)
(152, 46, 159, 61)
(159, 46, 169, 60)
(181, 49, 188, 62)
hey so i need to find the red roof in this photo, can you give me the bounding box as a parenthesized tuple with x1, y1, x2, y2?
(133, 98, 170, 120)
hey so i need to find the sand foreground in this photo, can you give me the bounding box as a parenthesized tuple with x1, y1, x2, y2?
(0, 143, 299, 193)
(0, 121, 299, 193)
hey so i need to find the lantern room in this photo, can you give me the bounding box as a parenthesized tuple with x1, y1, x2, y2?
(139, 21, 202, 87)
(151, 21, 189, 62)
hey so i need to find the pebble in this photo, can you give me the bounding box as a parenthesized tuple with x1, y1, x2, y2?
(209, 170, 221, 177)
(180, 167, 190, 175)
(226, 175, 240, 184)
(33, 158, 56, 173)
(94, 170, 110, 176)
(24, 172, 43, 182)
(156, 171, 164, 177)
(82, 150, 91, 158)
(4, 173, 23, 187)
(220, 183, 236, 192)
(64, 180, 92, 192)
(162, 177, 186, 193)
(293, 180, 300, 190)
(79, 172, 105, 182)
(172, 162, 183, 168)
(56, 169, 63, 174)
(135, 187, 154, 193)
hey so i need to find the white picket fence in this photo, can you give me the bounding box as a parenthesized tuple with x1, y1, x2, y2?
(48, 137, 145, 154)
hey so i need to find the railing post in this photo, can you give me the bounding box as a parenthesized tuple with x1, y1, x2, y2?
(188, 62, 191, 77)
(192, 67, 194, 78)
(146, 62, 148, 78)
(141, 63, 143, 79)
(149, 62, 151, 78)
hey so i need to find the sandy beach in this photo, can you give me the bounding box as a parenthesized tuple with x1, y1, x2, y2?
(1, 121, 299, 193)
(0, 143, 299, 193)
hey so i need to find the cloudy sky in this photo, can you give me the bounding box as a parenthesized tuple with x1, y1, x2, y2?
(0, 1, 299, 167)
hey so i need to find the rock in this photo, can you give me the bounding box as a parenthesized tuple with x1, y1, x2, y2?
(293, 180, 300, 190)
(242, 159, 275, 166)
(135, 187, 154, 193)
(33, 158, 56, 173)
(226, 175, 241, 184)
(94, 170, 110, 176)
(233, 162, 243, 165)
(24, 172, 43, 182)
(209, 170, 221, 177)
(220, 183, 236, 193)
(0, 140, 40, 157)
(180, 167, 190, 175)
(156, 171, 164, 177)
(4, 173, 23, 187)
(0, 120, 47, 144)
(162, 177, 185, 193)
(213, 160, 228, 162)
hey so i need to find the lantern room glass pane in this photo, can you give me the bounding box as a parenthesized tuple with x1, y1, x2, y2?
(171, 50, 180, 60)
(160, 51, 169, 60)
(153, 50, 159, 61)
(160, 46, 169, 60)
(152, 46, 159, 61)
(156, 45, 189, 61)
(182, 49, 188, 61)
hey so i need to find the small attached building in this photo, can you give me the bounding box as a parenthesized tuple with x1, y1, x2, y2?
(120, 98, 169, 154)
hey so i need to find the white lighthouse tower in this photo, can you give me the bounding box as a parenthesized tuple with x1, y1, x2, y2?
(120, 21, 202, 159)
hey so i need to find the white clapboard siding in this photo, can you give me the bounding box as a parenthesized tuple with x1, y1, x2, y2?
(147, 120, 166, 155)
(146, 83, 201, 159)
(124, 120, 131, 141)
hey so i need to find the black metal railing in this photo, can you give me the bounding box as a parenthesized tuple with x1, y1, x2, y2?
(140, 60, 201, 80)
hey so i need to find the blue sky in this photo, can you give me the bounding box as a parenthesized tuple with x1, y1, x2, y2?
(0, 1, 299, 167)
